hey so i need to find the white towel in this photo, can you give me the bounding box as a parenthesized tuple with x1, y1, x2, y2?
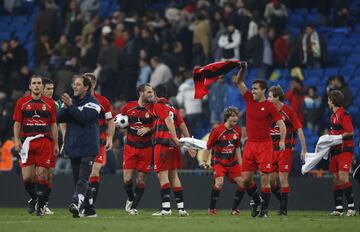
(179, 137, 207, 150)
(301, 134, 343, 174)
(19, 134, 45, 164)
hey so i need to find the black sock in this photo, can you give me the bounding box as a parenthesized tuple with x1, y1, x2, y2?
(131, 184, 145, 209)
(36, 182, 49, 209)
(90, 181, 100, 204)
(124, 182, 134, 201)
(210, 186, 221, 210)
(333, 187, 343, 212)
(173, 187, 184, 210)
(272, 186, 281, 202)
(246, 183, 261, 205)
(280, 192, 289, 212)
(343, 184, 354, 210)
(160, 184, 171, 211)
(46, 183, 52, 203)
(232, 188, 245, 210)
(24, 182, 36, 200)
(260, 188, 271, 210)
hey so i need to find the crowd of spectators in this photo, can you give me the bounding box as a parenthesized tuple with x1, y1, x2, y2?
(0, 0, 358, 173)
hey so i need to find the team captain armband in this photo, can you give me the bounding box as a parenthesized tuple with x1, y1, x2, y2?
(83, 102, 101, 114)
(105, 112, 113, 120)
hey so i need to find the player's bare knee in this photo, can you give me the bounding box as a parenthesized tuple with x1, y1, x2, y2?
(279, 173, 289, 187)
(338, 173, 349, 184)
(214, 178, 224, 189)
(136, 173, 147, 185)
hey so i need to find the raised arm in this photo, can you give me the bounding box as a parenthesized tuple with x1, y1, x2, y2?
(235, 62, 248, 96)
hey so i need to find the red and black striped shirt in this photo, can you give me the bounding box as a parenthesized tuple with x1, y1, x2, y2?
(121, 101, 154, 148)
(329, 107, 354, 156)
(152, 98, 183, 147)
(270, 104, 302, 151)
(13, 95, 57, 140)
(94, 93, 113, 146)
(207, 124, 242, 167)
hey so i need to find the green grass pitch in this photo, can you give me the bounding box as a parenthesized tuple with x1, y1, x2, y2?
(1, 208, 360, 232)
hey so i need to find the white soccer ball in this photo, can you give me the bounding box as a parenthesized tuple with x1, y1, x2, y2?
(114, 114, 129, 129)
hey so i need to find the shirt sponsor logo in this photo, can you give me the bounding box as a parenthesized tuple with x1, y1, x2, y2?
(261, 107, 265, 111)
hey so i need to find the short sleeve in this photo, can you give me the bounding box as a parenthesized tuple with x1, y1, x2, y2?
(206, 128, 218, 149)
(342, 113, 354, 133)
(153, 103, 170, 120)
(50, 100, 57, 123)
(13, 99, 23, 122)
(269, 102, 282, 122)
(243, 90, 252, 103)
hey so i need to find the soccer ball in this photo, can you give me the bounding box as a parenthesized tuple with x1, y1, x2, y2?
(114, 114, 129, 129)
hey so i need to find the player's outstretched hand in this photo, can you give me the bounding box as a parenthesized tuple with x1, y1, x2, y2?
(14, 140, 22, 152)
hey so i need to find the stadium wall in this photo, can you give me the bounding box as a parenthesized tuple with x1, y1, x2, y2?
(0, 173, 359, 210)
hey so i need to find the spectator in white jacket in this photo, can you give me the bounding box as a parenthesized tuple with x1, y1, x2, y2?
(176, 71, 203, 135)
(218, 21, 241, 61)
(150, 56, 173, 88)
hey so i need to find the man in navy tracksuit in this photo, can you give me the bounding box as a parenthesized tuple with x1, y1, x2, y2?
(58, 75, 100, 217)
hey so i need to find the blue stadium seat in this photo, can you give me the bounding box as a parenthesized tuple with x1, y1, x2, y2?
(338, 44, 353, 56)
(323, 68, 339, 77)
(339, 65, 356, 77)
(0, 31, 12, 41)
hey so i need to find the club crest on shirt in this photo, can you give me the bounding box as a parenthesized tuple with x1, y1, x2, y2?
(261, 107, 265, 111)
(233, 134, 237, 140)
(26, 104, 31, 110)
(42, 104, 46, 111)
(145, 112, 150, 118)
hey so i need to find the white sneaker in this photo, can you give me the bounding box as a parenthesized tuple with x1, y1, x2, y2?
(128, 209, 139, 215)
(330, 210, 343, 216)
(178, 209, 189, 217)
(125, 200, 133, 212)
(346, 209, 356, 216)
(44, 205, 54, 215)
(152, 209, 172, 216)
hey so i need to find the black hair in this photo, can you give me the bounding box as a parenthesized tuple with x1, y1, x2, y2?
(154, 84, 168, 98)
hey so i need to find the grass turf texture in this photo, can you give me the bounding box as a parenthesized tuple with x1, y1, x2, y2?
(1, 208, 360, 232)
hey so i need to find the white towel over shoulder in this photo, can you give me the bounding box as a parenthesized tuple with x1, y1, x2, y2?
(301, 134, 343, 174)
(179, 137, 207, 150)
(20, 134, 45, 164)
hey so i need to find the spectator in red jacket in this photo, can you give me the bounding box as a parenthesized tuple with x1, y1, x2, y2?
(285, 77, 305, 123)
(273, 31, 290, 68)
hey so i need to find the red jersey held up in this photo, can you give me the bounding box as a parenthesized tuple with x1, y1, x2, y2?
(152, 98, 184, 147)
(13, 95, 57, 140)
(121, 101, 154, 148)
(94, 92, 113, 145)
(329, 107, 354, 156)
(270, 104, 302, 151)
(207, 124, 242, 167)
(243, 91, 282, 142)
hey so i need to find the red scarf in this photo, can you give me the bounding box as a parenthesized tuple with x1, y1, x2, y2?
(193, 60, 241, 99)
